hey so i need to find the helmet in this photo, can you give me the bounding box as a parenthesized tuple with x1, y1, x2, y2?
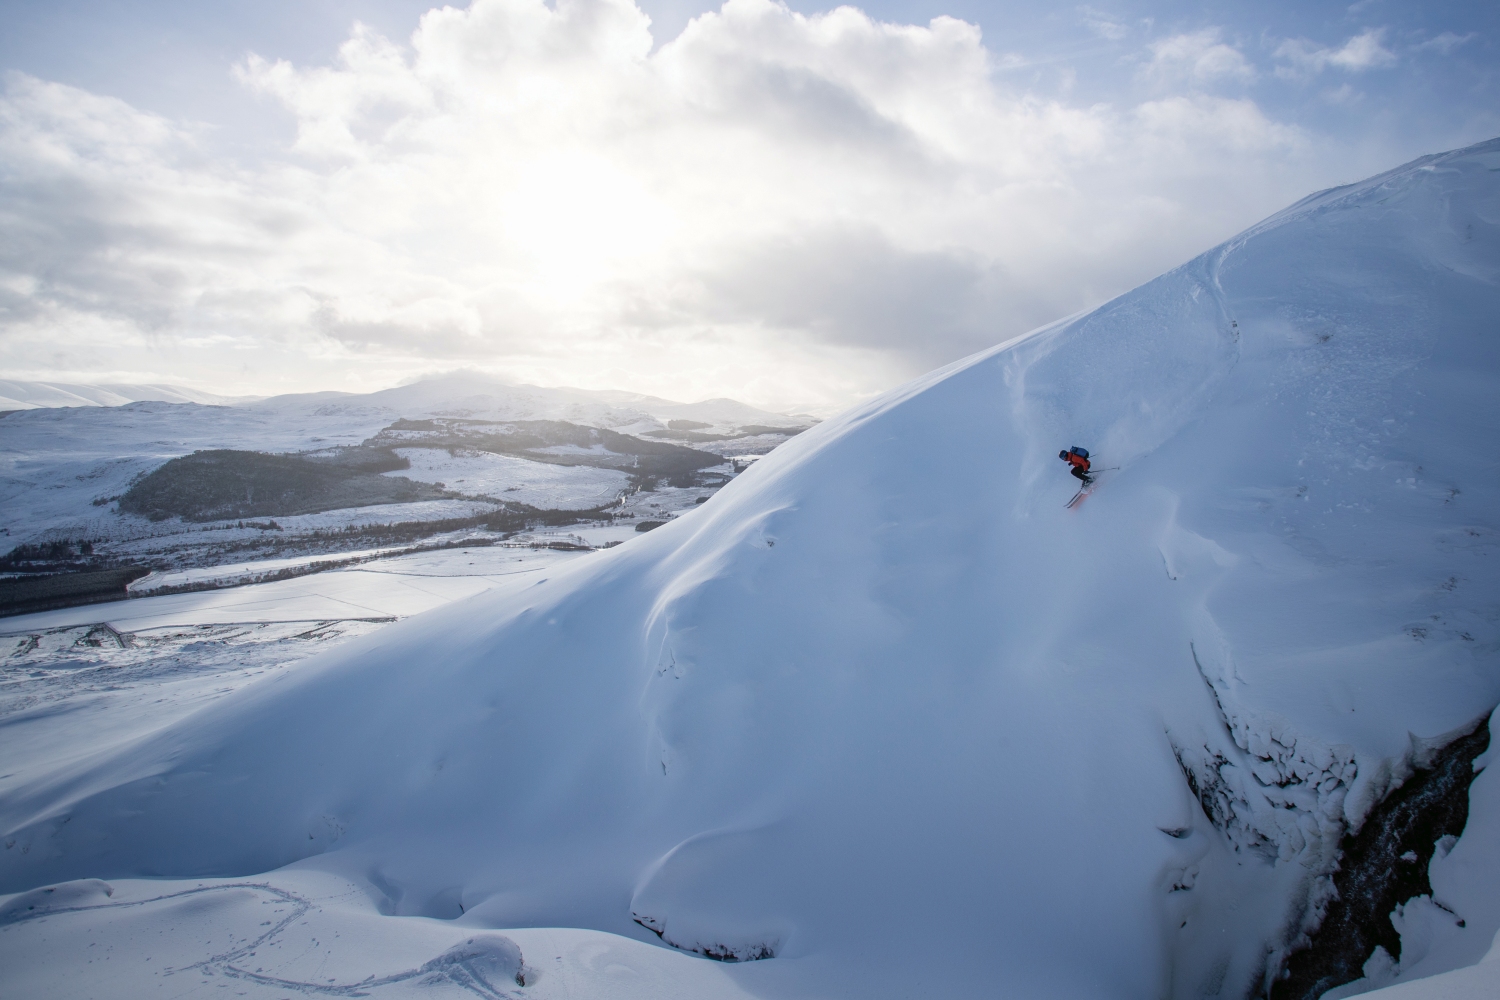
(1058, 450, 1068, 460)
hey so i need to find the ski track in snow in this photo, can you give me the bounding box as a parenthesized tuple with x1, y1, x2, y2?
(0, 870, 765, 999)
(0, 880, 525, 998)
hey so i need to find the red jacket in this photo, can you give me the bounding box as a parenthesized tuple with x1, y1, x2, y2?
(1065, 452, 1091, 473)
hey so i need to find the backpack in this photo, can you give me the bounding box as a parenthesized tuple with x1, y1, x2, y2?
(1069, 447, 1089, 460)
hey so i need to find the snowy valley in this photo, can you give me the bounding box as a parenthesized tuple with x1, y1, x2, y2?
(0, 375, 813, 608)
(0, 140, 1498, 1000)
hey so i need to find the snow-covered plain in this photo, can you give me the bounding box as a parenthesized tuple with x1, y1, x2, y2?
(1, 141, 1498, 999)
(389, 448, 633, 509)
(0, 374, 802, 571)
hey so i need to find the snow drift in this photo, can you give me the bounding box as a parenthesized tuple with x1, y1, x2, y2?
(3, 140, 1499, 999)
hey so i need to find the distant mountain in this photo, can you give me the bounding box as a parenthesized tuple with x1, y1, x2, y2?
(0, 372, 814, 432)
(267, 373, 814, 435)
(0, 381, 258, 410)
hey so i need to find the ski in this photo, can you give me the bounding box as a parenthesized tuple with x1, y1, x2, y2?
(1064, 467, 1118, 508)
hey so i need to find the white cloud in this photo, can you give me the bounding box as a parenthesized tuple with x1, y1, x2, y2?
(0, 0, 1318, 411)
(1274, 28, 1398, 79)
(1141, 29, 1255, 88)
(1077, 6, 1129, 41)
(1415, 32, 1475, 55)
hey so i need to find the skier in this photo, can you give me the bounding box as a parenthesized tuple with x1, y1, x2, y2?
(1059, 446, 1092, 485)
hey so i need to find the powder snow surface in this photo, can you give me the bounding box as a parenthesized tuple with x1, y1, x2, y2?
(2, 142, 1499, 999)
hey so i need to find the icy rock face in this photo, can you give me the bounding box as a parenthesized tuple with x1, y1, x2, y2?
(1176, 663, 1357, 868)
(1172, 649, 1366, 989)
(1, 141, 1498, 999)
(1276, 720, 1491, 1000)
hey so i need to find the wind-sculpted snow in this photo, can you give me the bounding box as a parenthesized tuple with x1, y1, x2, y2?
(2, 141, 1499, 999)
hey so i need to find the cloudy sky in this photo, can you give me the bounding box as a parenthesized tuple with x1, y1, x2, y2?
(1, 0, 1495, 412)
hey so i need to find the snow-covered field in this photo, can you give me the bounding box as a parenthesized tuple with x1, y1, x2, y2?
(0, 455, 165, 545)
(0, 375, 803, 577)
(2, 142, 1498, 1000)
(390, 448, 633, 509)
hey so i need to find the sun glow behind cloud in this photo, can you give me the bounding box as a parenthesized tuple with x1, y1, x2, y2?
(0, 0, 1480, 412)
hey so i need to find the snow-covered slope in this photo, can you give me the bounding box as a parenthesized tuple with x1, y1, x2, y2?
(2, 141, 1498, 999)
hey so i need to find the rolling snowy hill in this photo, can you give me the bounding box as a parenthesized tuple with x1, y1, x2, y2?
(1, 141, 1498, 1000)
(0, 381, 258, 410)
